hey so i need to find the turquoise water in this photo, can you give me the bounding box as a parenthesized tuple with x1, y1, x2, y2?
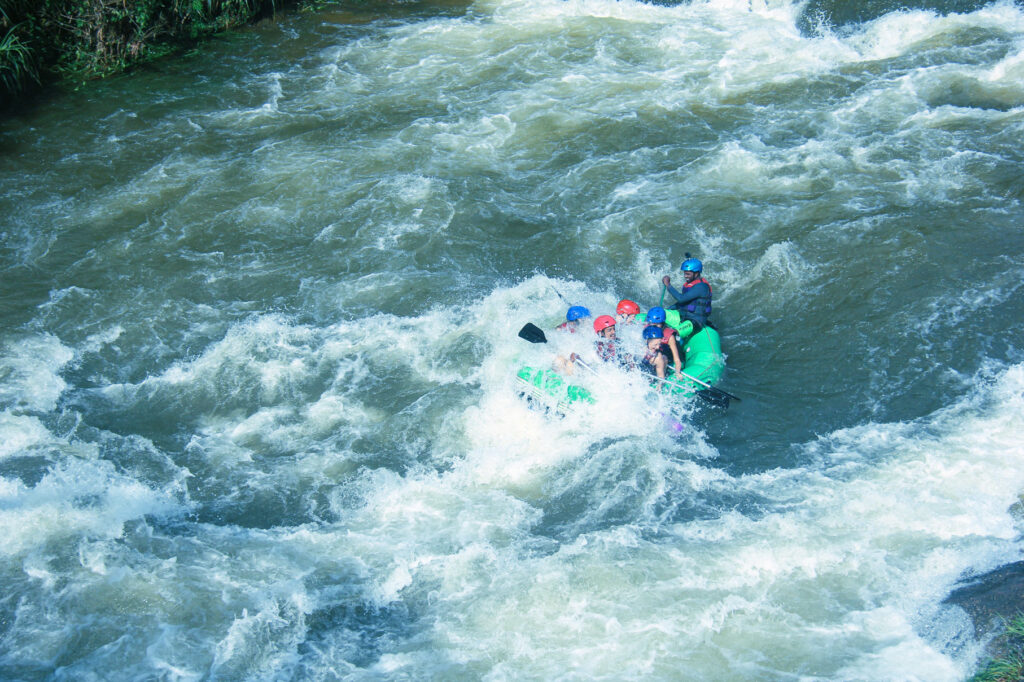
(1, 0, 1023, 678)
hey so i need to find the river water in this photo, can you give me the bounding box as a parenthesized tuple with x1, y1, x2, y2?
(2, 0, 1023, 679)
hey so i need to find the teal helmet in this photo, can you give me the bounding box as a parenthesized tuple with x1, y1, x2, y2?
(646, 306, 666, 324)
(681, 258, 703, 272)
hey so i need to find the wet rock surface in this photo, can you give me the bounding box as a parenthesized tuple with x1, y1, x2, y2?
(945, 561, 1024, 659)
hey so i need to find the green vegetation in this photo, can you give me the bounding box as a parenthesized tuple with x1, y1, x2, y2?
(0, 10, 37, 93)
(972, 613, 1024, 682)
(0, 0, 296, 103)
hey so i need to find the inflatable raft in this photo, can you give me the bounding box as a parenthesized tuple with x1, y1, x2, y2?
(512, 312, 729, 414)
(659, 311, 725, 398)
(515, 365, 595, 415)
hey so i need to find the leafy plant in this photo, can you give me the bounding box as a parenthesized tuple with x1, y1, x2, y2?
(0, 22, 38, 93)
(1, 0, 290, 100)
(972, 614, 1024, 682)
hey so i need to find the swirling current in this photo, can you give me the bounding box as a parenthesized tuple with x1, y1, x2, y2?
(1, 0, 1023, 679)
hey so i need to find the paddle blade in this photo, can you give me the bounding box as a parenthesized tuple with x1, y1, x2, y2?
(518, 323, 548, 344)
(696, 389, 731, 409)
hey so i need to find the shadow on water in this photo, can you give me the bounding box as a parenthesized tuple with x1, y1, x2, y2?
(299, 596, 418, 670)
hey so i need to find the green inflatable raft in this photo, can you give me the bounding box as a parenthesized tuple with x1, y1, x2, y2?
(659, 310, 725, 397)
(515, 365, 595, 414)
(513, 309, 727, 412)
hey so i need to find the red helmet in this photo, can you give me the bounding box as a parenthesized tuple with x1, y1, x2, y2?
(593, 315, 616, 333)
(616, 299, 640, 315)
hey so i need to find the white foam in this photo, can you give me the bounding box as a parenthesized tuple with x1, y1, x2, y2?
(0, 334, 74, 413)
(370, 363, 1024, 679)
(0, 412, 54, 459)
(3, 0, 1024, 677)
(0, 457, 184, 557)
(845, 3, 1024, 64)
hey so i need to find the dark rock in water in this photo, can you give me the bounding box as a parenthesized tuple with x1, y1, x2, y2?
(944, 561, 1024, 657)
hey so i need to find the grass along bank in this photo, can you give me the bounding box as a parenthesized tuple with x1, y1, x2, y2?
(972, 614, 1024, 682)
(0, 0, 305, 105)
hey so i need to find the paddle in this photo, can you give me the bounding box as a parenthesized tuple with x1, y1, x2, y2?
(518, 323, 593, 379)
(551, 288, 572, 306)
(518, 322, 547, 344)
(647, 370, 739, 406)
(573, 356, 597, 375)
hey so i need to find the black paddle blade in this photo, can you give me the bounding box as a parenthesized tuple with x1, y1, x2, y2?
(518, 322, 548, 344)
(696, 389, 731, 409)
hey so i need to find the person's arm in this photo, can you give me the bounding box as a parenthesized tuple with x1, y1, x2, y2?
(662, 275, 683, 302)
(554, 354, 578, 374)
(664, 278, 707, 309)
(666, 335, 682, 374)
(654, 352, 667, 379)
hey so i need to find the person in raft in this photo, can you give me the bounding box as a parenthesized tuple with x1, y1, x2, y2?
(556, 314, 627, 373)
(593, 314, 631, 367)
(556, 305, 590, 333)
(615, 299, 642, 326)
(640, 325, 673, 379)
(661, 255, 712, 328)
(644, 307, 683, 376)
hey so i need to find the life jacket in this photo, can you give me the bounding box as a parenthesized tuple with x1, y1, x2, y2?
(596, 339, 617, 362)
(681, 277, 712, 322)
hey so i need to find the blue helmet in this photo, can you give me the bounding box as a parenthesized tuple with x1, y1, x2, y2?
(566, 305, 591, 321)
(646, 306, 666, 324)
(642, 325, 663, 340)
(681, 258, 703, 273)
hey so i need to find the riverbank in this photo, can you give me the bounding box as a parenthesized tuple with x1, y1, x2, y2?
(0, 0, 313, 107)
(945, 561, 1024, 681)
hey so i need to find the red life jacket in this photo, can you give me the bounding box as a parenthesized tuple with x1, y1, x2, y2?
(684, 276, 711, 293)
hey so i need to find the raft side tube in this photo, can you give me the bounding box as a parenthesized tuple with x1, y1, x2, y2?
(515, 365, 595, 414)
(660, 325, 725, 396)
